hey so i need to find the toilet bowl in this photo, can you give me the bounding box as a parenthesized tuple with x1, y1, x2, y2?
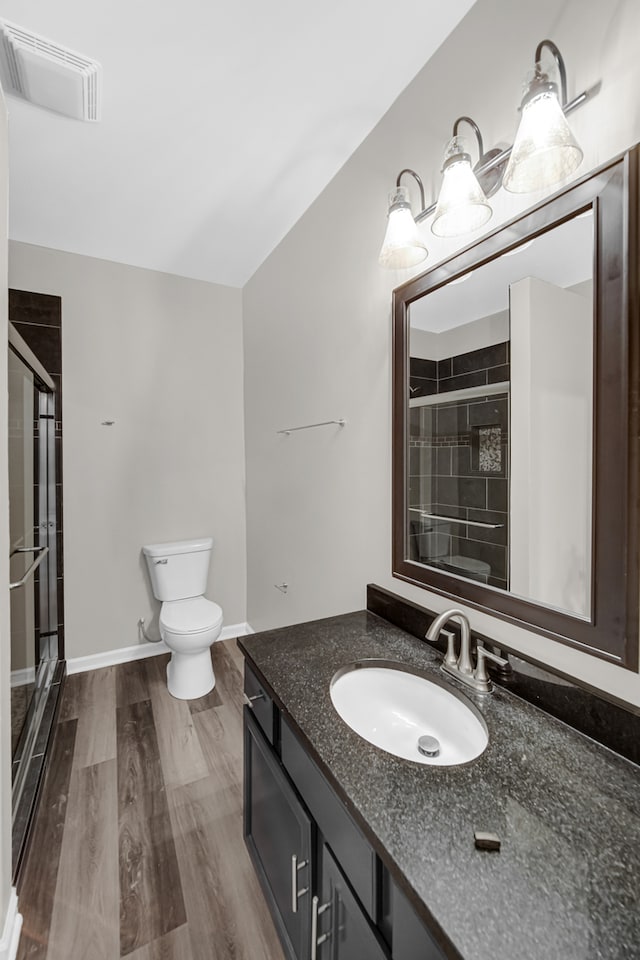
(160, 596, 223, 699)
(142, 538, 224, 700)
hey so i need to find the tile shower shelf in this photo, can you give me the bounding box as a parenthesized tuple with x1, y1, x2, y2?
(409, 380, 509, 408)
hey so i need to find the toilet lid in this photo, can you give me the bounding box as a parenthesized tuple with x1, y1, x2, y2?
(160, 597, 223, 635)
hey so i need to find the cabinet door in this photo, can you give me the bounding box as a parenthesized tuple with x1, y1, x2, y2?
(244, 708, 313, 960)
(391, 881, 446, 960)
(281, 718, 377, 919)
(314, 844, 388, 960)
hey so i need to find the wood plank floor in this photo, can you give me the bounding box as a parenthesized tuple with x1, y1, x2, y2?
(16, 640, 286, 960)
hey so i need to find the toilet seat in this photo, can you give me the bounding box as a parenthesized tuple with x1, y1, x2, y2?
(447, 555, 491, 577)
(160, 597, 223, 636)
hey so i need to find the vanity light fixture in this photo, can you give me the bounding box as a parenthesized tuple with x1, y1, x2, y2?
(502, 40, 583, 193)
(432, 117, 501, 238)
(378, 39, 597, 269)
(378, 170, 429, 269)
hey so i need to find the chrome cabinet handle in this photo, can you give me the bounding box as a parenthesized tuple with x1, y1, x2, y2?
(290, 855, 308, 913)
(310, 895, 331, 960)
(242, 692, 265, 707)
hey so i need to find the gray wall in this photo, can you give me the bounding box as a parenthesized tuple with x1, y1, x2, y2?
(9, 243, 247, 660)
(243, 0, 640, 707)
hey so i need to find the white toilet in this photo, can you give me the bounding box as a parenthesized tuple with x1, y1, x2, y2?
(142, 537, 223, 700)
(415, 526, 491, 583)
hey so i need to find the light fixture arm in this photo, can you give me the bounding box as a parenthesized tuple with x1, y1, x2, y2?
(452, 116, 484, 164)
(535, 39, 568, 106)
(395, 168, 426, 213)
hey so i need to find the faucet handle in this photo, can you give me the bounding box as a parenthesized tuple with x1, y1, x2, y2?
(475, 642, 509, 686)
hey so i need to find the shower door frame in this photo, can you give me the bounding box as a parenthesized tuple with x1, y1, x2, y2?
(8, 321, 62, 876)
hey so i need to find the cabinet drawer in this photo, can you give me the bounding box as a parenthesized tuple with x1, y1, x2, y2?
(244, 662, 275, 744)
(281, 717, 376, 920)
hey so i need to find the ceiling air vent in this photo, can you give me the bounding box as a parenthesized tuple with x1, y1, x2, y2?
(0, 19, 101, 121)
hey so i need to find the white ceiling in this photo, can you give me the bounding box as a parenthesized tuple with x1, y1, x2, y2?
(2, 0, 476, 288)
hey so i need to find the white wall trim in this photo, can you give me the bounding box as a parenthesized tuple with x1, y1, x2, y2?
(66, 622, 252, 674)
(0, 889, 22, 960)
(9, 667, 35, 688)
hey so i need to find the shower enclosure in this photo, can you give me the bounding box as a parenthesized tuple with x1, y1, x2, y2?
(8, 322, 61, 873)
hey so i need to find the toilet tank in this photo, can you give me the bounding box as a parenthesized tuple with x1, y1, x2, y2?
(142, 537, 212, 601)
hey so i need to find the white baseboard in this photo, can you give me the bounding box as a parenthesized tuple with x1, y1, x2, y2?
(66, 639, 171, 674)
(0, 889, 22, 960)
(10, 666, 35, 688)
(66, 622, 252, 675)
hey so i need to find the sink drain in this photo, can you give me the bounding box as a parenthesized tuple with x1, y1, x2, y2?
(417, 735, 440, 758)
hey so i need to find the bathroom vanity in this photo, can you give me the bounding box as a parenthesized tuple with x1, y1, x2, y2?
(240, 599, 640, 960)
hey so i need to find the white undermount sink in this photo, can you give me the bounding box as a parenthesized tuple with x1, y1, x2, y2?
(330, 661, 488, 766)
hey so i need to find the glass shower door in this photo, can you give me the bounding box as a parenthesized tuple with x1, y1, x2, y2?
(8, 330, 58, 814)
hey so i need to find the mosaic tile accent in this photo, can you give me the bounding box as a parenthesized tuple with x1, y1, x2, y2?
(478, 426, 502, 473)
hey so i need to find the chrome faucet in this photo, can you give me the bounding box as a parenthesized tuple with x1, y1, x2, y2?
(426, 609, 473, 675)
(425, 608, 508, 693)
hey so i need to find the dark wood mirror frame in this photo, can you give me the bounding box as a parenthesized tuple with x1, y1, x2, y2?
(392, 146, 640, 670)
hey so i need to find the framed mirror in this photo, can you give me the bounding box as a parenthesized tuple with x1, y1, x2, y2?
(392, 147, 639, 669)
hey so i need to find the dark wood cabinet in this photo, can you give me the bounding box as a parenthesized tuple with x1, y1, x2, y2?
(243, 669, 447, 960)
(244, 707, 313, 960)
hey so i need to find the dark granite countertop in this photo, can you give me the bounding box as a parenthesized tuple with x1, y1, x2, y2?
(240, 610, 640, 960)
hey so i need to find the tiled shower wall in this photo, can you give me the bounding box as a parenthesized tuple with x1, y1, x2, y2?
(9, 289, 64, 657)
(409, 342, 509, 590)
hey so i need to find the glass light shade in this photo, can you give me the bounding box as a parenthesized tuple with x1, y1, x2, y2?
(503, 88, 583, 193)
(431, 139, 492, 238)
(378, 185, 428, 269)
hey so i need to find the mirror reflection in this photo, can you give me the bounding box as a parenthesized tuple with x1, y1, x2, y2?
(407, 210, 593, 618)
